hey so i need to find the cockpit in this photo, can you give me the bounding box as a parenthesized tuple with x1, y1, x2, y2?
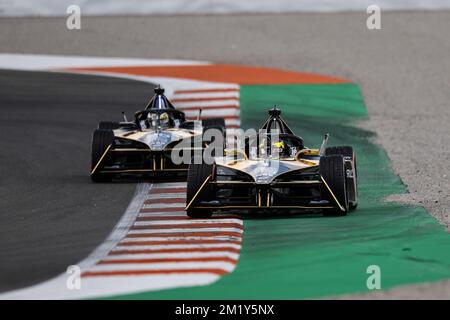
(246, 132, 304, 159)
(244, 107, 304, 160)
(135, 86, 186, 130)
(138, 109, 185, 130)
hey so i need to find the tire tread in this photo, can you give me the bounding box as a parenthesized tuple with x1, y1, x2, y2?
(320, 154, 348, 216)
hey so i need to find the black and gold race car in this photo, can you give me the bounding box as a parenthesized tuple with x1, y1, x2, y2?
(90, 86, 225, 181)
(185, 107, 358, 217)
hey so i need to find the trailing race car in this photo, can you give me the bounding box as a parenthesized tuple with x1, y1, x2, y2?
(185, 107, 358, 218)
(90, 86, 225, 181)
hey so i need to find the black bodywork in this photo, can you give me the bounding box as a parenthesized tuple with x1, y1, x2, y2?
(90, 87, 223, 181)
(185, 107, 358, 217)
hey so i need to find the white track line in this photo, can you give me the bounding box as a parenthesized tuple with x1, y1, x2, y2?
(3, 275, 220, 300)
(127, 227, 244, 234)
(138, 212, 188, 217)
(224, 119, 241, 126)
(89, 262, 236, 272)
(113, 243, 242, 250)
(175, 99, 239, 108)
(173, 91, 239, 99)
(0, 53, 210, 70)
(122, 236, 243, 242)
(133, 219, 243, 226)
(146, 193, 185, 199)
(141, 203, 185, 209)
(102, 252, 240, 260)
(174, 87, 239, 93)
(153, 182, 188, 188)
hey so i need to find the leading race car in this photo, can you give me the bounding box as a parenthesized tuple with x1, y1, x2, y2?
(185, 107, 358, 218)
(90, 86, 225, 181)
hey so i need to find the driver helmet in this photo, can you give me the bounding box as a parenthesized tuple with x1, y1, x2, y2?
(272, 140, 285, 156)
(160, 112, 169, 126)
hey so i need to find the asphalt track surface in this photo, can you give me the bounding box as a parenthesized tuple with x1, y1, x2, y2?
(0, 69, 154, 292)
(1, 11, 450, 298)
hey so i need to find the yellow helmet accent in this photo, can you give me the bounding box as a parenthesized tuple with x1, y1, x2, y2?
(273, 141, 285, 148)
(160, 112, 169, 123)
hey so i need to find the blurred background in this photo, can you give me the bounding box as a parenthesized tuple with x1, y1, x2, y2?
(2, 0, 450, 16)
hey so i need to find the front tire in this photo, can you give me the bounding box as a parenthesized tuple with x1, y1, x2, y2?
(320, 154, 349, 216)
(186, 162, 214, 218)
(325, 146, 358, 210)
(91, 129, 114, 182)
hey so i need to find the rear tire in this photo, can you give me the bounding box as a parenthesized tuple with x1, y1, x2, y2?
(98, 121, 120, 130)
(91, 129, 114, 182)
(202, 118, 226, 155)
(320, 154, 349, 216)
(202, 118, 225, 129)
(325, 146, 358, 210)
(186, 162, 214, 218)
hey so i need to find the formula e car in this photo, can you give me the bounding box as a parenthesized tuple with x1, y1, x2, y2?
(185, 107, 358, 217)
(90, 86, 225, 181)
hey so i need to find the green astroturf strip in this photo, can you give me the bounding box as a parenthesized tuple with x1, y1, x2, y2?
(107, 83, 450, 299)
(239, 83, 368, 118)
